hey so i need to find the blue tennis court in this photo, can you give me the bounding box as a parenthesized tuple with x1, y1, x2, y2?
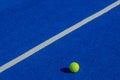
(0, 0, 120, 80)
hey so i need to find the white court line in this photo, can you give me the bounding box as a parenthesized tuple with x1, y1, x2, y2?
(0, 0, 120, 73)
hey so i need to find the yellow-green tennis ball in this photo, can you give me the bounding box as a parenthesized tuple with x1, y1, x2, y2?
(69, 62, 80, 73)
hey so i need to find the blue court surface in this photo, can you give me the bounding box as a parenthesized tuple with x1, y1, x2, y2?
(0, 0, 120, 80)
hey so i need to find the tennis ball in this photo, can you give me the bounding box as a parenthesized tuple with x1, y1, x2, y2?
(69, 62, 80, 73)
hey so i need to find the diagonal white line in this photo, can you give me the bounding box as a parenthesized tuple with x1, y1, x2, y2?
(0, 0, 120, 73)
